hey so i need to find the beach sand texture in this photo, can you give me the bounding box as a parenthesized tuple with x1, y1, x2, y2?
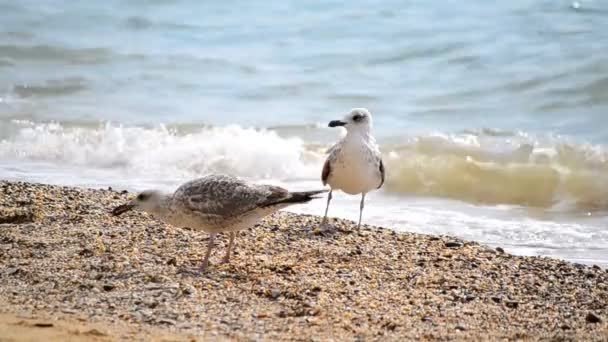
(0, 181, 607, 341)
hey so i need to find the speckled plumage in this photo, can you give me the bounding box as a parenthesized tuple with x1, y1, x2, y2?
(112, 174, 326, 271)
(167, 174, 293, 233)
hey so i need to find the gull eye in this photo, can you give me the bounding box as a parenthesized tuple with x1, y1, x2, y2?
(352, 114, 363, 122)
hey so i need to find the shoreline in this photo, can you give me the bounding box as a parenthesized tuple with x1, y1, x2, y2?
(1, 180, 607, 340)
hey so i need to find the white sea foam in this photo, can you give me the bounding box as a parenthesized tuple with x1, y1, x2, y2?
(4, 121, 608, 211)
(0, 121, 323, 181)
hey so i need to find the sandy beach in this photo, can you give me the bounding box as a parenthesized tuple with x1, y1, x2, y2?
(0, 180, 607, 341)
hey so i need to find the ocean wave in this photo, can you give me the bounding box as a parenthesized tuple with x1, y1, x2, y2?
(2, 121, 608, 211)
(0, 58, 15, 68)
(124, 15, 200, 31)
(0, 30, 34, 40)
(124, 16, 154, 30)
(11, 77, 88, 98)
(367, 43, 467, 66)
(384, 133, 608, 210)
(0, 122, 322, 181)
(0, 44, 112, 65)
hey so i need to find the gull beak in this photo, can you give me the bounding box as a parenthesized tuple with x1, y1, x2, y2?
(328, 120, 347, 127)
(112, 202, 135, 216)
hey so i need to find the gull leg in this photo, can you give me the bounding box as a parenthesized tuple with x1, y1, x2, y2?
(357, 193, 366, 230)
(199, 233, 216, 272)
(321, 190, 333, 227)
(222, 232, 235, 264)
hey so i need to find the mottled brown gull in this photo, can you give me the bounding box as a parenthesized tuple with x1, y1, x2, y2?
(112, 174, 326, 272)
(321, 108, 385, 230)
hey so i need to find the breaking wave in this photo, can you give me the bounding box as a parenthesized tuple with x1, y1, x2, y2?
(384, 132, 608, 211)
(2, 121, 608, 211)
(0, 121, 322, 181)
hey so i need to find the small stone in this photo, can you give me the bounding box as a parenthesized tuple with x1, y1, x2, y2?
(496, 247, 505, 254)
(444, 241, 462, 248)
(382, 321, 398, 331)
(270, 289, 282, 299)
(586, 312, 601, 323)
(181, 284, 196, 296)
(146, 300, 159, 309)
(102, 283, 115, 292)
(491, 296, 501, 303)
(33, 322, 53, 328)
(83, 329, 107, 336)
(312, 228, 323, 236)
(505, 300, 519, 309)
(150, 274, 171, 283)
(177, 323, 193, 330)
(6, 267, 24, 276)
(79, 248, 94, 257)
(158, 318, 176, 326)
(167, 257, 177, 266)
(0, 211, 34, 224)
(309, 308, 321, 316)
(455, 324, 467, 331)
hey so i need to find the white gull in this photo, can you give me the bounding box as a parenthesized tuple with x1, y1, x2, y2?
(321, 108, 385, 230)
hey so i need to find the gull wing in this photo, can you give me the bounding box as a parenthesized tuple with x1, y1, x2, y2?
(173, 175, 289, 219)
(322, 142, 342, 186)
(378, 158, 385, 189)
(321, 158, 331, 186)
(325, 141, 340, 155)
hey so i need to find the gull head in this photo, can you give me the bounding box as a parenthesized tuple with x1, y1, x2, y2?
(328, 108, 373, 133)
(112, 190, 164, 216)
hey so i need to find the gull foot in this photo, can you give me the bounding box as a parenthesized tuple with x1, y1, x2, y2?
(198, 260, 210, 272)
(314, 223, 334, 235)
(313, 221, 352, 237)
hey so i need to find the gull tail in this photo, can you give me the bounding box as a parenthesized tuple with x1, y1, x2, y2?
(264, 189, 328, 207)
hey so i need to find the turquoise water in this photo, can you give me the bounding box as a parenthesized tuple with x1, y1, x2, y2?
(1, 0, 607, 266)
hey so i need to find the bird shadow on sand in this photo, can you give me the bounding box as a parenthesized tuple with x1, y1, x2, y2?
(282, 216, 366, 240)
